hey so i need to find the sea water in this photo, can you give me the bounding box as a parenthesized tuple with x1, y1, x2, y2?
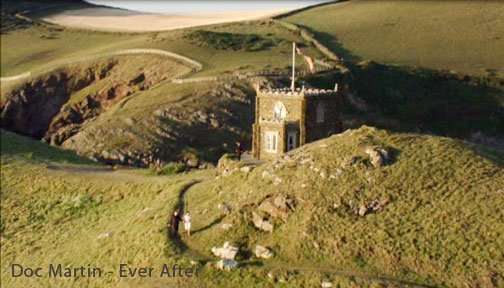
(84, 1, 331, 15)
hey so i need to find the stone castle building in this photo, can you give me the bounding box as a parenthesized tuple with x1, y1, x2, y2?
(252, 86, 343, 160)
(252, 42, 344, 160)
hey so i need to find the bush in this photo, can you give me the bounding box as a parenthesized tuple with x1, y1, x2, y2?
(184, 30, 279, 52)
(154, 162, 186, 175)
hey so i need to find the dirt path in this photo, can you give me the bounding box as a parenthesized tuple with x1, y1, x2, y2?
(0, 48, 202, 84)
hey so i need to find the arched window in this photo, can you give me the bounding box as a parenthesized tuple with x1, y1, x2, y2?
(273, 102, 287, 120)
(316, 102, 325, 123)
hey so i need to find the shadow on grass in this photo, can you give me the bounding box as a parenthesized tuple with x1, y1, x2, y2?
(165, 180, 201, 255)
(300, 27, 503, 164)
(152, 85, 255, 164)
(0, 129, 92, 165)
(192, 215, 226, 235)
(297, 22, 504, 135)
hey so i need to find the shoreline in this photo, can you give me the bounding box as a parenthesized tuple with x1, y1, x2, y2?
(42, 7, 293, 32)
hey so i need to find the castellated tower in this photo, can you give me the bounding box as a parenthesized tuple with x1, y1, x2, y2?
(252, 42, 344, 160)
(252, 86, 343, 160)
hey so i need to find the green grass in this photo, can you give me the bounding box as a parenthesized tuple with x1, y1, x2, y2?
(285, 0, 504, 76)
(1, 12, 320, 78)
(1, 2, 504, 287)
(2, 127, 503, 287)
(185, 30, 281, 52)
(183, 126, 504, 287)
(0, 130, 212, 287)
(1, 129, 92, 165)
(58, 79, 254, 164)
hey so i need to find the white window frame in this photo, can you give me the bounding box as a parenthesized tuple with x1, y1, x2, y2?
(264, 131, 278, 153)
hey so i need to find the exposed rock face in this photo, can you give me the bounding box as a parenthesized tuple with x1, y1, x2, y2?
(254, 245, 273, 259)
(258, 195, 295, 221)
(251, 212, 274, 232)
(211, 242, 239, 260)
(365, 146, 390, 167)
(215, 259, 238, 271)
(357, 199, 389, 217)
(0, 59, 158, 146)
(217, 154, 241, 176)
(1, 70, 100, 139)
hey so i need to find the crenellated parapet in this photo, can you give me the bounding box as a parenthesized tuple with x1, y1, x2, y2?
(257, 86, 340, 98)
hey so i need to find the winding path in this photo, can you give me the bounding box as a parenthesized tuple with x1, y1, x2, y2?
(0, 48, 203, 84)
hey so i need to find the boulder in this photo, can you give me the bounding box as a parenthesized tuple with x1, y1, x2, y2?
(365, 146, 390, 167)
(97, 231, 113, 239)
(221, 223, 233, 230)
(259, 200, 287, 221)
(358, 205, 368, 216)
(254, 245, 273, 259)
(258, 195, 295, 221)
(252, 212, 274, 232)
(211, 242, 239, 260)
(358, 199, 388, 216)
(215, 259, 238, 271)
(217, 154, 240, 176)
(218, 202, 232, 214)
(240, 165, 254, 173)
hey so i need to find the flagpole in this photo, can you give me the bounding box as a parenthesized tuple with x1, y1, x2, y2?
(291, 42, 296, 91)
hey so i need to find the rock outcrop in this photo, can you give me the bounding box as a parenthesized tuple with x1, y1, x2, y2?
(211, 242, 239, 260)
(365, 146, 391, 167)
(254, 245, 273, 259)
(251, 212, 274, 232)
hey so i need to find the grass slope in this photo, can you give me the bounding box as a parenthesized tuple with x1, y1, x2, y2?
(184, 126, 504, 287)
(0, 130, 213, 288)
(2, 127, 503, 287)
(285, 0, 504, 76)
(1, 3, 320, 78)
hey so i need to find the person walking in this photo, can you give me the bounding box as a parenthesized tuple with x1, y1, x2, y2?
(183, 212, 192, 237)
(170, 211, 181, 236)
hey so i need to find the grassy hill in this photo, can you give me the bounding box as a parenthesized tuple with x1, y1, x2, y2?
(283, 1, 504, 139)
(0, 0, 330, 167)
(1, 2, 504, 287)
(285, 0, 504, 77)
(184, 126, 504, 288)
(1, 127, 503, 287)
(1, 2, 321, 78)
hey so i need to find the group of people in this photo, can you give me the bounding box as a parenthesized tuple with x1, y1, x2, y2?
(170, 210, 191, 237)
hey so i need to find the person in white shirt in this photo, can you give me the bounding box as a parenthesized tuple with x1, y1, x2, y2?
(183, 212, 191, 237)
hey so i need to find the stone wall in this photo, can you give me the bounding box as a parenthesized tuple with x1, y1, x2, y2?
(305, 94, 343, 142)
(256, 94, 304, 122)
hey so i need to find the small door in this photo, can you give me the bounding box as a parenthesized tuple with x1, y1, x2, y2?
(287, 132, 298, 151)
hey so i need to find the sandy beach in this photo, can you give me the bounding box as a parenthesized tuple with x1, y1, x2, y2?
(42, 7, 292, 32)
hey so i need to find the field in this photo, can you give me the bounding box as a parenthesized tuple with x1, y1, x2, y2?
(285, 0, 504, 76)
(1, 1, 504, 287)
(0, 13, 321, 78)
(2, 127, 503, 287)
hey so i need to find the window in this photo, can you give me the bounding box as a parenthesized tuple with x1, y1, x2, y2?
(273, 102, 287, 120)
(316, 103, 325, 123)
(264, 131, 278, 153)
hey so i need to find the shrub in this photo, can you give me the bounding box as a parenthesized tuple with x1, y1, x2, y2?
(184, 30, 279, 52)
(154, 162, 186, 175)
